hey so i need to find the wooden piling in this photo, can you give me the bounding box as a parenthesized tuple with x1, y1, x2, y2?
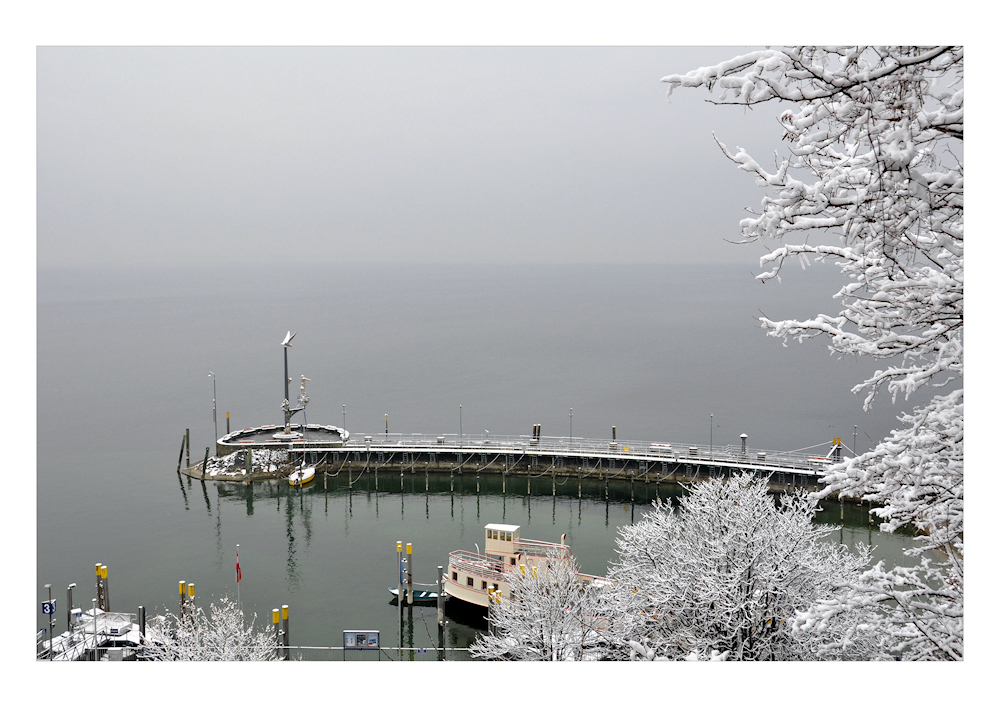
(177, 433, 186, 474)
(272, 609, 281, 659)
(281, 605, 289, 659)
(437, 565, 444, 627)
(406, 543, 413, 606)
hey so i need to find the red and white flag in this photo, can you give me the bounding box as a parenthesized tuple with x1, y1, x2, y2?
(236, 548, 241, 584)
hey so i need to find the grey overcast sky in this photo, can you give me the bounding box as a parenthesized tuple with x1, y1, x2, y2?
(37, 45, 790, 268)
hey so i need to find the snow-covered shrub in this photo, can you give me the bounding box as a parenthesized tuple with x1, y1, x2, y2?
(142, 595, 278, 661)
(470, 551, 608, 661)
(603, 473, 883, 660)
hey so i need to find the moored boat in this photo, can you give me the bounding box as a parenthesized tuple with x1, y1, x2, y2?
(288, 465, 315, 487)
(444, 523, 608, 609)
(387, 587, 440, 604)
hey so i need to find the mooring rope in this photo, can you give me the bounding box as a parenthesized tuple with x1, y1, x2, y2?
(783, 440, 836, 454)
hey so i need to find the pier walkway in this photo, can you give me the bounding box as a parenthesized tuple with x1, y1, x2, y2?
(342, 433, 836, 476)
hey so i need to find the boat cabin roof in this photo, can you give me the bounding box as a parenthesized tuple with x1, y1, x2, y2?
(485, 523, 520, 533)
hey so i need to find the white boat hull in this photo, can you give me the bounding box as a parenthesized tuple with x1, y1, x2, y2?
(288, 466, 315, 486)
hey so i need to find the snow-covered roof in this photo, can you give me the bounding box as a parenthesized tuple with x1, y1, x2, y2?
(485, 523, 520, 533)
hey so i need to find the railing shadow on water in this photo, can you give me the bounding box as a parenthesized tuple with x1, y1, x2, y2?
(210, 465, 881, 532)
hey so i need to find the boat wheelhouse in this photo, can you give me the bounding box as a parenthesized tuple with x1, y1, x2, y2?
(444, 523, 608, 609)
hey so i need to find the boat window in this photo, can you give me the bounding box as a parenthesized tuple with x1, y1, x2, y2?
(466, 576, 474, 586)
(510, 557, 516, 565)
(452, 571, 458, 581)
(481, 580, 487, 590)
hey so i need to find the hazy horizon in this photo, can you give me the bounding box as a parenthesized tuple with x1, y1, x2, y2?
(38, 46, 789, 270)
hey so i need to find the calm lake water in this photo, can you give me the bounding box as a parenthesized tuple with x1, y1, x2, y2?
(36, 264, 920, 659)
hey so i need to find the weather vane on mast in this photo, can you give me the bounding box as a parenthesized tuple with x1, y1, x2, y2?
(274, 331, 309, 439)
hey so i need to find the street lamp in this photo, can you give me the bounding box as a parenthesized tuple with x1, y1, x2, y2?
(569, 408, 573, 447)
(209, 372, 217, 455)
(45, 584, 53, 660)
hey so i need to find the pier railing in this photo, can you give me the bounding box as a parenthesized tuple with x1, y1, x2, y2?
(335, 433, 836, 475)
(448, 551, 507, 581)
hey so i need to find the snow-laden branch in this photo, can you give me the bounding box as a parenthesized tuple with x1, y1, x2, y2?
(469, 551, 608, 661)
(664, 45, 963, 660)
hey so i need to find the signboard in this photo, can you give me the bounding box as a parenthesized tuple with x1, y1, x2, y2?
(344, 630, 379, 650)
(41, 600, 57, 615)
(343, 630, 380, 661)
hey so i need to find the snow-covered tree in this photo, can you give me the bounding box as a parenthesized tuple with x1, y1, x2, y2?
(662, 46, 963, 660)
(469, 551, 608, 661)
(602, 473, 882, 660)
(142, 595, 278, 661)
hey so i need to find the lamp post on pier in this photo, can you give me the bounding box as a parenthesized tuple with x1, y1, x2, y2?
(209, 372, 217, 455)
(569, 408, 573, 447)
